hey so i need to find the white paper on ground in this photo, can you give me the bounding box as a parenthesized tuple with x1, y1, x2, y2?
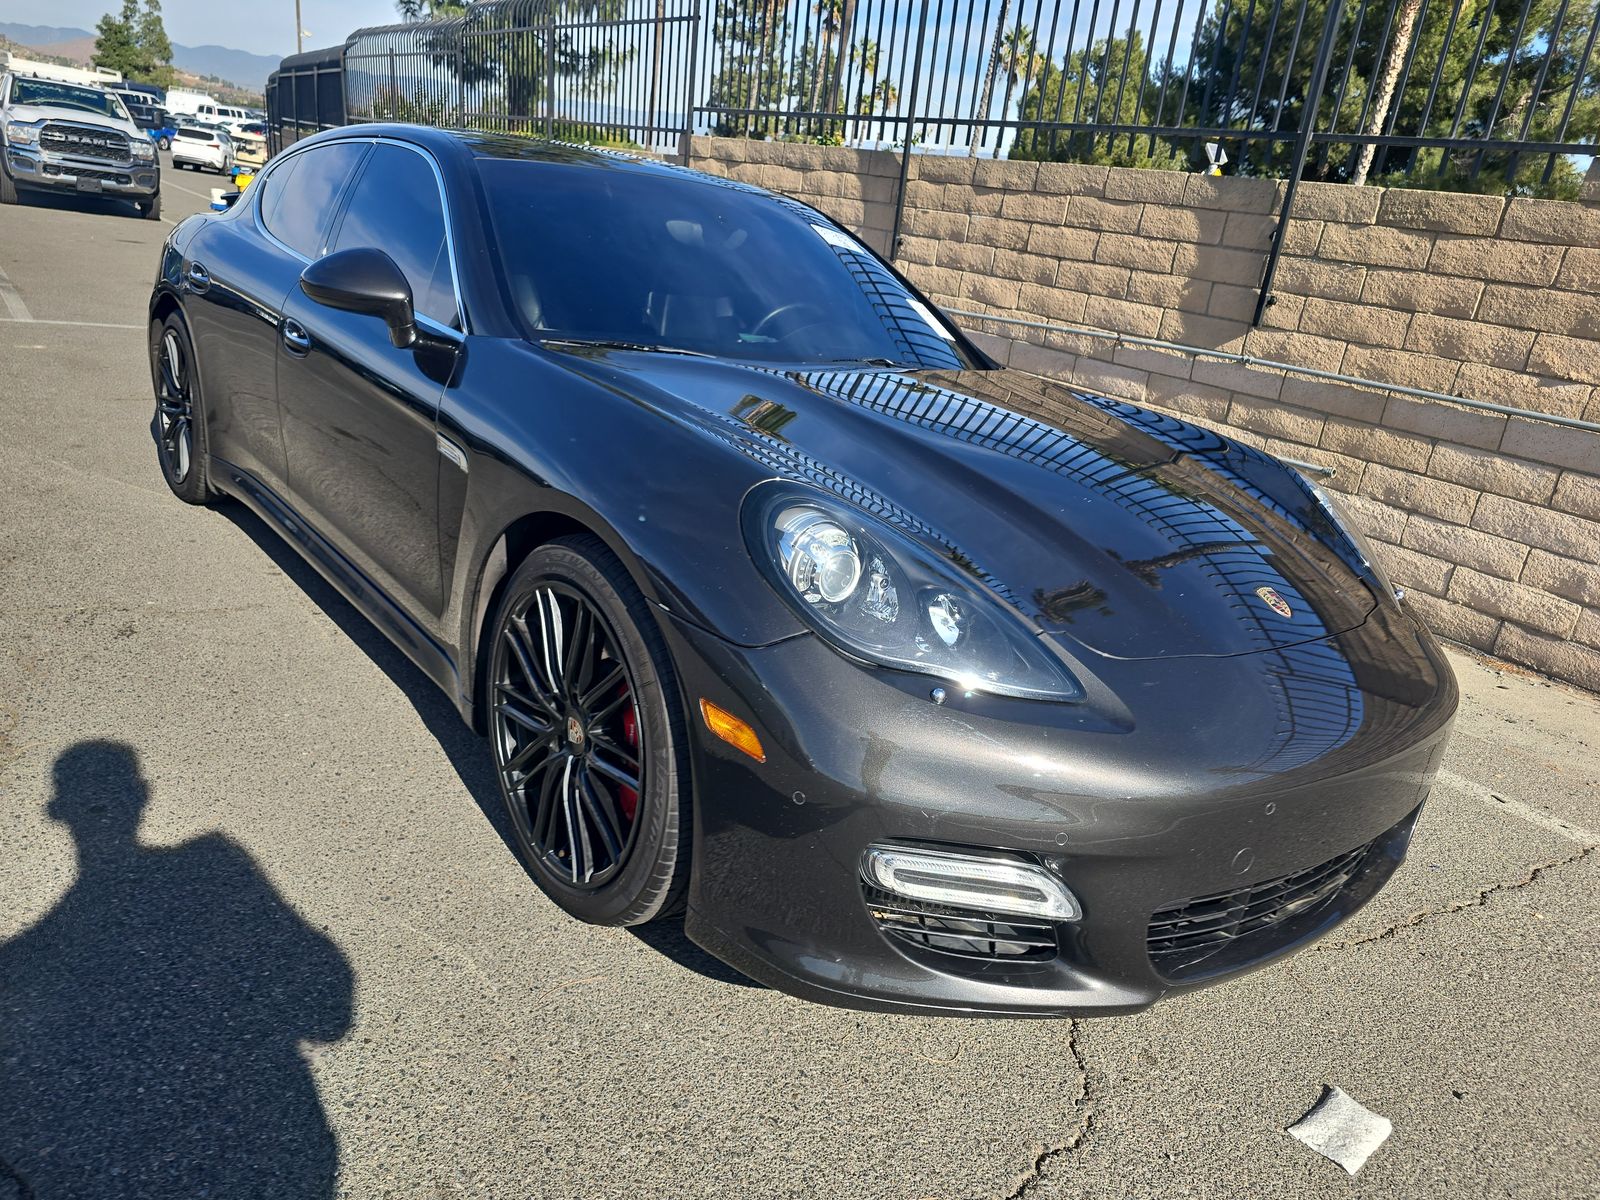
(1286, 1085, 1393, 1175)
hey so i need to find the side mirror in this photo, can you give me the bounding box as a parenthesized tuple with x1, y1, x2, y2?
(299, 248, 417, 349)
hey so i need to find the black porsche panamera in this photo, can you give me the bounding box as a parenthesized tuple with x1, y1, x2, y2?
(147, 124, 1456, 1016)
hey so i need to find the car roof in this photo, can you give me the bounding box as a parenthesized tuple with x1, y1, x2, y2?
(304, 123, 762, 194)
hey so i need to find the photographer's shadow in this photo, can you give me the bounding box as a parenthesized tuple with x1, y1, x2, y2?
(0, 741, 353, 1199)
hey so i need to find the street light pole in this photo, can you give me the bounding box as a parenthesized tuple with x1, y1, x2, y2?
(295, 0, 303, 54)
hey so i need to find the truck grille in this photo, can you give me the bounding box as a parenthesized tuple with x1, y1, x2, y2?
(40, 123, 132, 163)
(863, 884, 1058, 961)
(1147, 838, 1376, 981)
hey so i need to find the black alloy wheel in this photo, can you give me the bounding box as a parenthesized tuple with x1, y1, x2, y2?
(149, 314, 213, 504)
(488, 536, 691, 926)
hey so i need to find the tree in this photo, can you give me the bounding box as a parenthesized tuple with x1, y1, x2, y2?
(94, 0, 175, 87)
(994, 24, 1044, 157)
(1009, 31, 1188, 169)
(970, 0, 1012, 156)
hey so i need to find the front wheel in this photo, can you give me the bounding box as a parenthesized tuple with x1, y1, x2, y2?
(158, 136, 171, 151)
(487, 535, 692, 927)
(149, 314, 214, 504)
(0, 169, 17, 205)
(139, 193, 161, 221)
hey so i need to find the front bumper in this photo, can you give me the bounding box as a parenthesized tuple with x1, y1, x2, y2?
(662, 600, 1456, 1017)
(5, 144, 158, 198)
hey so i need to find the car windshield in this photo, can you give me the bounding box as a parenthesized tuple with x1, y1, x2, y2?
(479, 159, 973, 370)
(12, 79, 126, 119)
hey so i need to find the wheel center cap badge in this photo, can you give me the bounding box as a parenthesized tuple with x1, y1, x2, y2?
(1255, 585, 1293, 618)
(566, 717, 585, 747)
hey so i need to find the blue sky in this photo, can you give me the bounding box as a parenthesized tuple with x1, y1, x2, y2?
(5, 0, 405, 56)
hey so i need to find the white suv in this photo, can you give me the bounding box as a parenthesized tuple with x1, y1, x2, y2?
(170, 125, 233, 174)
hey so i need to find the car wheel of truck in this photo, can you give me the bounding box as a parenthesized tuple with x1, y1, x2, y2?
(140, 193, 161, 221)
(0, 170, 17, 205)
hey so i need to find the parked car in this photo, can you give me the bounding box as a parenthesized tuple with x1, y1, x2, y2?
(126, 101, 177, 150)
(147, 125, 1457, 1017)
(169, 124, 232, 173)
(0, 68, 161, 218)
(230, 122, 267, 169)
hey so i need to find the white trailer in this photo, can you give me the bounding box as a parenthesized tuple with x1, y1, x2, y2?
(0, 51, 122, 88)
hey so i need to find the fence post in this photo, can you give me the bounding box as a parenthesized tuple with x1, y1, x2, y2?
(545, 12, 557, 138)
(680, 6, 702, 166)
(1253, 0, 1347, 327)
(889, 0, 932, 261)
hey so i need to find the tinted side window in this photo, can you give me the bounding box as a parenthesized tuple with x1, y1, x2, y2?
(330, 144, 457, 329)
(261, 142, 367, 260)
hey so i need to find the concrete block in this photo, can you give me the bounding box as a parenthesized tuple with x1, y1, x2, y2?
(1404, 590, 1503, 651)
(1061, 195, 1143, 233)
(1361, 463, 1481, 523)
(1298, 297, 1410, 347)
(1478, 284, 1600, 339)
(1083, 295, 1164, 338)
(1404, 314, 1534, 371)
(1360, 269, 1481, 318)
(1520, 548, 1600, 606)
(1525, 333, 1600, 385)
(1342, 346, 1462, 393)
(1129, 273, 1212, 313)
(1375, 542, 1456, 595)
(1473, 493, 1600, 562)
(1403, 511, 1530, 580)
(1319, 222, 1434, 268)
(1320, 416, 1434, 472)
(1274, 257, 1366, 301)
(1492, 624, 1600, 690)
(1499, 197, 1600, 246)
(1427, 442, 1561, 503)
(1288, 181, 1382, 223)
(1138, 204, 1227, 243)
(1026, 224, 1099, 261)
(1172, 243, 1267, 286)
(1430, 235, 1564, 285)
(1095, 233, 1178, 272)
(1377, 188, 1506, 235)
(1104, 168, 1190, 204)
(1551, 471, 1600, 520)
(1499, 417, 1600, 474)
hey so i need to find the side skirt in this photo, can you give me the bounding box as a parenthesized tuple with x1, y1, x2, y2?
(215, 457, 463, 706)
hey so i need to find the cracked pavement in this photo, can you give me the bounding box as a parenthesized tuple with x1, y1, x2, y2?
(2, 176, 1598, 1200)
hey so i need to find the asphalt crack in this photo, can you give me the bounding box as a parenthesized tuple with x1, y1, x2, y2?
(984, 1018, 1101, 1200)
(1314, 842, 1598, 951)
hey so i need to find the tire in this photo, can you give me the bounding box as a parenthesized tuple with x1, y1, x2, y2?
(158, 136, 171, 151)
(140, 192, 161, 221)
(0, 168, 16, 205)
(148, 313, 215, 504)
(487, 535, 692, 927)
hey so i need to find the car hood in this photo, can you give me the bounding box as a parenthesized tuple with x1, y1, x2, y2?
(584, 356, 1379, 661)
(5, 104, 137, 135)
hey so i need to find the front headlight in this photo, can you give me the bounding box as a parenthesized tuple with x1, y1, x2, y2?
(1304, 478, 1401, 599)
(131, 138, 155, 159)
(5, 122, 38, 146)
(745, 485, 1082, 700)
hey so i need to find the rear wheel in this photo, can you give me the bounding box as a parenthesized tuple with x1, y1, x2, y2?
(149, 313, 214, 504)
(487, 536, 692, 927)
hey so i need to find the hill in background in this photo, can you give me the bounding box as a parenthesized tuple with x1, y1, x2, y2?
(0, 20, 279, 97)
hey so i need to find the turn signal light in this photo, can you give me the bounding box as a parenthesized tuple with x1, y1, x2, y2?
(700, 698, 766, 763)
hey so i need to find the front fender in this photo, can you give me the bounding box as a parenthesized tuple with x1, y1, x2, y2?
(437, 338, 806, 722)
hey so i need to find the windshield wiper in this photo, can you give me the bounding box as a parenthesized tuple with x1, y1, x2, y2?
(826, 356, 916, 368)
(538, 337, 716, 359)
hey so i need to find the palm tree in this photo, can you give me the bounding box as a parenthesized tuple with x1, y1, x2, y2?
(1351, 0, 1425, 185)
(970, 0, 1012, 156)
(995, 25, 1042, 158)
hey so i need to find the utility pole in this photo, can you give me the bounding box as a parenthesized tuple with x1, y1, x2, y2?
(295, 0, 303, 54)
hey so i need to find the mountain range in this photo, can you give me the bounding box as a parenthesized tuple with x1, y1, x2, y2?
(0, 21, 281, 91)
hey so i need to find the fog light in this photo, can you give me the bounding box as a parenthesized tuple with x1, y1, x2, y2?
(861, 845, 1081, 921)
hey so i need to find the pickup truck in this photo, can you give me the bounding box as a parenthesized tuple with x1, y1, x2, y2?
(1, 69, 161, 220)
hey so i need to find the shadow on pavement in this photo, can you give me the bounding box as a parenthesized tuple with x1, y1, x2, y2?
(218, 504, 760, 991)
(0, 740, 353, 1199)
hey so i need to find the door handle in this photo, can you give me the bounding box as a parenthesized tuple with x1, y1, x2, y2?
(281, 318, 312, 356)
(185, 261, 210, 293)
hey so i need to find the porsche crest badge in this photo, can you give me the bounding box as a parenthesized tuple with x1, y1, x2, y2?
(1255, 586, 1293, 619)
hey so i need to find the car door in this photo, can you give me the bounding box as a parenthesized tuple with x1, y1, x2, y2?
(276, 140, 462, 622)
(182, 140, 366, 494)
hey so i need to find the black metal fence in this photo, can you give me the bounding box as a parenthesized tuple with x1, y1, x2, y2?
(266, 0, 1598, 320)
(268, 0, 1600, 194)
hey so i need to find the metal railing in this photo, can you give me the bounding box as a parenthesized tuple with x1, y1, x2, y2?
(267, 0, 1599, 318)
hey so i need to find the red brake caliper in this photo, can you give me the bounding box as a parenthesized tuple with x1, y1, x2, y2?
(618, 687, 639, 824)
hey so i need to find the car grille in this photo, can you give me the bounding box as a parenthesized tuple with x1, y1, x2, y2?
(41, 163, 132, 185)
(1147, 838, 1376, 981)
(40, 123, 131, 163)
(863, 884, 1058, 961)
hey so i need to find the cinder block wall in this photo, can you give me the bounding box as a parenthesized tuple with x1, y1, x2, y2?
(684, 136, 1600, 690)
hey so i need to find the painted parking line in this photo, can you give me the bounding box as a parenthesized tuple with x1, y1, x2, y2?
(0, 317, 144, 330)
(1438, 768, 1599, 844)
(0, 260, 35, 321)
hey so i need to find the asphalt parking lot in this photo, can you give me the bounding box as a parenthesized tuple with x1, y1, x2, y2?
(1, 159, 1597, 1199)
